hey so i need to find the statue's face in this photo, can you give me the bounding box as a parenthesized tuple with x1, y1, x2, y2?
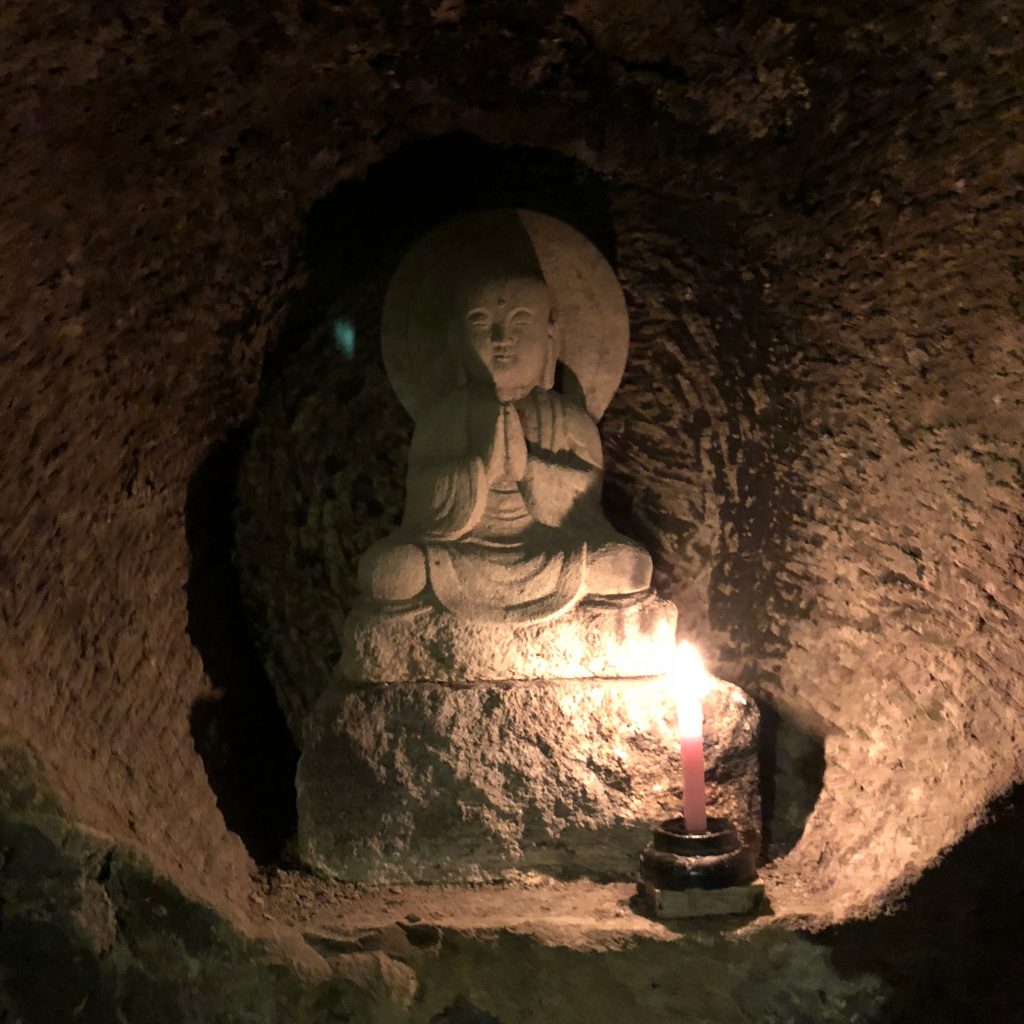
(455, 277, 555, 400)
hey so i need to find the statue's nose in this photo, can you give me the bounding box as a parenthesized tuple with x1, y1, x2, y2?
(490, 323, 504, 343)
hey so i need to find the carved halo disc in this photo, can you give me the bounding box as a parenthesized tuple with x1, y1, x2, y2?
(381, 209, 630, 422)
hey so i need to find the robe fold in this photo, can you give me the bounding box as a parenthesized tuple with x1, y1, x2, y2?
(402, 386, 598, 624)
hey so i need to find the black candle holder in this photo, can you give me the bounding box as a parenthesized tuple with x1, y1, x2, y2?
(639, 816, 765, 919)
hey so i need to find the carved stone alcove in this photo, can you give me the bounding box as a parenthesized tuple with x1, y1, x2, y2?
(236, 163, 764, 885)
(5, 1, 1023, 1013)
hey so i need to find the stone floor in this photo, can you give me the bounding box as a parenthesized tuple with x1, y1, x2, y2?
(4, 735, 1021, 1024)
(250, 870, 887, 1023)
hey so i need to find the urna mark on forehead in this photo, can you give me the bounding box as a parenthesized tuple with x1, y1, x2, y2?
(457, 276, 555, 322)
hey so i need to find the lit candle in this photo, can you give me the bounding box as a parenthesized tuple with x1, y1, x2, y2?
(675, 642, 710, 834)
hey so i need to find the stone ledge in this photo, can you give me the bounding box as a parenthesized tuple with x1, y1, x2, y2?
(266, 875, 738, 951)
(254, 872, 889, 1023)
(340, 590, 678, 683)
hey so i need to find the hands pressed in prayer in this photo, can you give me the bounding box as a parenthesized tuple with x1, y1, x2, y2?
(485, 401, 528, 483)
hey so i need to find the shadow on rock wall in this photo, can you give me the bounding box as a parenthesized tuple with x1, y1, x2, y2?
(820, 783, 1024, 1024)
(234, 133, 622, 741)
(757, 703, 825, 861)
(185, 426, 299, 865)
(186, 134, 623, 861)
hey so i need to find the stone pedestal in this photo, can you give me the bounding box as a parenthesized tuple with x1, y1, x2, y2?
(341, 591, 678, 683)
(297, 676, 759, 883)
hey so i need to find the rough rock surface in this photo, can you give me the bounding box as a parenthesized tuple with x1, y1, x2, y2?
(0, 737, 890, 1024)
(297, 677, 758, 881)
(342, 592, 677, 683)
(2, 0, 1024, 1019)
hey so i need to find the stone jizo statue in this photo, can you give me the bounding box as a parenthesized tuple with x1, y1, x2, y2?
(358, 211, 652, 624)
(302, 212, 684, 880)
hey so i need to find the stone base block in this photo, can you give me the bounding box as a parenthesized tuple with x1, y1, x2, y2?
(340, 591, 678, 683)
(641, 881, 768, 919)
(297, 676, 759, 883)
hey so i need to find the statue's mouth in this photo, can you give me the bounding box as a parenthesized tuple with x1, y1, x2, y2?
(492, 342, 515, 366)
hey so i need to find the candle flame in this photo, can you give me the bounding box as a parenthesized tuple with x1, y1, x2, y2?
(675, 641, 712, 701)
(674, 641, 711, 740)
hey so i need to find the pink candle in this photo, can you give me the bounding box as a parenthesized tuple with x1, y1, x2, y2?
(675, 642, 709, 833)
(678, 693, 708, 833)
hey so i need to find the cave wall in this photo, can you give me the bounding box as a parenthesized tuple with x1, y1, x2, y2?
(2, 0, 1022, 968)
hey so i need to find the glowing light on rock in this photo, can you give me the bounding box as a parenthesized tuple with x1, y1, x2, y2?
(333, 318, 356, 357)
(675, 641, 710, 833)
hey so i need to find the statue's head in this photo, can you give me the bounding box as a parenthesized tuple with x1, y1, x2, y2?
(446, 224, 559, 401)
(450, 273, 558, 401)
(384, 210, 628, 423)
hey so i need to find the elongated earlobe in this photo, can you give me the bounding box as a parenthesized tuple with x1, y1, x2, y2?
(542, 316, 561, 390)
